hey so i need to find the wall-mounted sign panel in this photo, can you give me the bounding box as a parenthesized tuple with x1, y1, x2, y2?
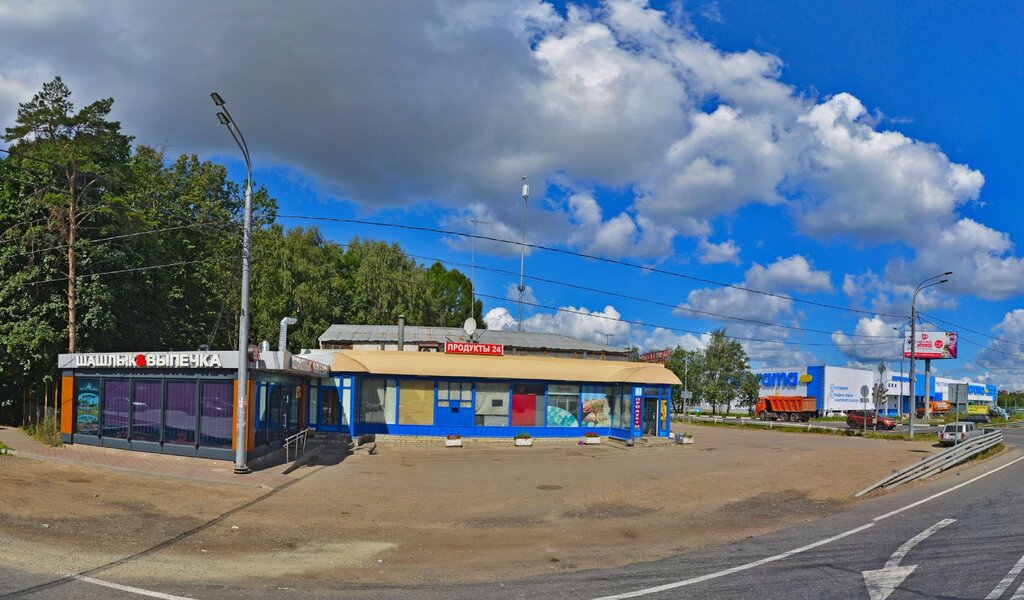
(444, 341, 504, 356)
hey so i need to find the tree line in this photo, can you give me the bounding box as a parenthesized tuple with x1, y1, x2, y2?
(0, 77, 481, 422)
(662, 329, 761, 415)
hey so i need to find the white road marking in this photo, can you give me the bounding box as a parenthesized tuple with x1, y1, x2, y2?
(591, 454, 1024, 600)
(873, 455, 1024, 522)
(862, 519, 956, 600)
(74, 575, 198, 600)
(588, 523, 875, 600)
(989, 552, 1024, 599)
(1010, 574, 1024, 600)
(884, 518, 956, 570)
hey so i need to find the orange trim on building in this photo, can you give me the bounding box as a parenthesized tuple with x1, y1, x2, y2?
(60, 375, 74, 435)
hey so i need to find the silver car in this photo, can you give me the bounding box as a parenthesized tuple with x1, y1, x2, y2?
(939, 422, 978, 447)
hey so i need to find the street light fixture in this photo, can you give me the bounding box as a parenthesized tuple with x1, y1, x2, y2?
(907, 271, 952, 439)
(211, 91, 254, 475)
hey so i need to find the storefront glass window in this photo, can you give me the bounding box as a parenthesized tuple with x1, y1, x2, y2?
(102, 379, 130, 439)
(511, 383, 546, 427)
(131, 379, 162, 442)
(437, 381, 471, 402)
(320, 387, 338, 427)
(268, 384, 283, 442)
(360, 378, 397, 424)
(75, 378, 100, 436)
(200, 381, 233, 447)
(475, 382, 509, 426)
(547, 384, 580, 427)
(340, 387, 351, 426)
(581, 385, 613, 428)
(399, 380, 434, 425)
(165, 381, 197, 445)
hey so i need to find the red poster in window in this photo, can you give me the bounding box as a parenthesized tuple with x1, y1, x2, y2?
(512, 393, 536, 426)
(633, 396, 642, 428)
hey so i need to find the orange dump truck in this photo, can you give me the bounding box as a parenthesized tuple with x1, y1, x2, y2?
(755, 396, 818, 422)
(916, 400, 951, 418)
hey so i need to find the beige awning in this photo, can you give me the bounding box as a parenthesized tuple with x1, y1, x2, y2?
(328, 350, 680, 386)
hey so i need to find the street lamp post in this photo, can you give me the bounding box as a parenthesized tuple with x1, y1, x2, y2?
(907, 272, 952, 439)
(516, 176, 529, 332)
(893, 326, 905, 421)
(212, 92, 253, 475)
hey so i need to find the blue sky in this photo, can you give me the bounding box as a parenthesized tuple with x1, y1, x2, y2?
(2, 1, 1023, 385)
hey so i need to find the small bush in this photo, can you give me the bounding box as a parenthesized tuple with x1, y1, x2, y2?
(514, 432, 532, 440)
(25, 417, 63, 447)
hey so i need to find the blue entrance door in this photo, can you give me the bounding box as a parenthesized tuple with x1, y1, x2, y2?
(318, 386, 340, 433)
(435, 381, 474, 429)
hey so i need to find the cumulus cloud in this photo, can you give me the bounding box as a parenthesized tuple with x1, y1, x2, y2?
(485, 302, 631, 346)
(697, 238, 741, 265)
(841, 270, 956, 319)
(1, 0, 1016, 296)
(675, 254, 833, 363)
(636, 327, 706, 352)
(974, 310, 1024, 371)
(831, 315, 904, 361)
(504, 283, 537, 305)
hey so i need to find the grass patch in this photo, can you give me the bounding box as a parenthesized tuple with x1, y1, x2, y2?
(0, 440, 10, 455)
(24, 417, 63, 447)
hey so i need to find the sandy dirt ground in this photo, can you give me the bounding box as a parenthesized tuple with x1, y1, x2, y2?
(0, 425, 941, 588)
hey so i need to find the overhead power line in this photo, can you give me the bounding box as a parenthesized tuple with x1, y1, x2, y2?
(23, 256, 232, 286)
(475, 292, 896, 349)
(4, 220, 240, 259)
(402, 250, 897, 340)
(276, 213, 907, 320)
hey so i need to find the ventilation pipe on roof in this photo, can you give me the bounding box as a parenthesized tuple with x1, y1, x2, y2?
(398, 314, 406, 351)
(279, 317, 297, 352)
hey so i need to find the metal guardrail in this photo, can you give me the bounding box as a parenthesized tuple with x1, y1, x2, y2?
(855, 430, 1004, 497)
(284, 428, 311, 463)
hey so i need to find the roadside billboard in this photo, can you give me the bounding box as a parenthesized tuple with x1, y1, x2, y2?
(904, 331, 957, 360)
(823, 366, 874, 412)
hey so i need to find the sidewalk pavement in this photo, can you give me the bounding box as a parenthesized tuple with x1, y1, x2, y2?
(0, 425, 293, 489)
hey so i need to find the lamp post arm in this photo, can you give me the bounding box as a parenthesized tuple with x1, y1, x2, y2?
(218, 105, 251, 171)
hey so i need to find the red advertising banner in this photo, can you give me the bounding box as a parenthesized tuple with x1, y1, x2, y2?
(638, 348, 672, 364)
(444, 341, 504, 356)
(633, 396, 642, 428)
(904, 331, 957, 360)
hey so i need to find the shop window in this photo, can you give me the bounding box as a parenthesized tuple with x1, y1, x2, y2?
(254, 383, 269, 445)
(360, 378, 397, 425)
(102, 379, 130, 439)
(200, 381, 233, 447)
(165, 381, 197, 445)
(340, 386, 351, 426)
(511, 383, 545, 427)
(268, 384, 283, 442)
(309, 383, 320, 427)
(131, 379, 162, 442)
(438, 381, 471, 403)
(475, 382, 509, 426)
(399, 380, 434, 425)
(74, 378, 100, 436)
(581, 385, 613, 428)
(547, 384, 580, 427)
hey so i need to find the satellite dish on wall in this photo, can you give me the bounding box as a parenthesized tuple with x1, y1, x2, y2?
(464, 317, 477, 338)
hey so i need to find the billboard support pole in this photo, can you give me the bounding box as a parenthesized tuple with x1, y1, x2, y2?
(924, 358, 932, 420)
(906, 272, 951, 439)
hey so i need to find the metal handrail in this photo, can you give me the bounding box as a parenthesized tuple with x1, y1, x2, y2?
(284, 428, 311, 463)
(855, 430, 1003, 497)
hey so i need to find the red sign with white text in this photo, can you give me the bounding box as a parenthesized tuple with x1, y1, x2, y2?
(445, 341, 504, 356)
(633, 396, 642, 428)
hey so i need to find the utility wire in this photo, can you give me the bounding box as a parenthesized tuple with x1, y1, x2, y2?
(276, 213, 908, 320)
(3, 220, 239, 258)
(475, 292, 896, 348)
(402, 250, 897, 339)
(22, 256, 232, 286)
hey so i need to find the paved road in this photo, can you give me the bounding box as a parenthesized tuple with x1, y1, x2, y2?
(3, 429, 1023, 599)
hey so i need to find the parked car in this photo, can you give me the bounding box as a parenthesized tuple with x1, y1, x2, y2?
(846, 410, 897, 430)
(963, 414, 991, 425)
(939, 422, 980, 447)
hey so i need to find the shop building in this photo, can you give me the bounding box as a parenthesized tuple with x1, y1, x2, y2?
(880, 373, 997, 415)
(56, 331, 680, 460)
(751, 365, 875, 413)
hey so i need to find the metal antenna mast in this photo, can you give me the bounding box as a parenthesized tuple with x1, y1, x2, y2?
(517, 176, 529, 332)
(469, 218, 492, 319)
